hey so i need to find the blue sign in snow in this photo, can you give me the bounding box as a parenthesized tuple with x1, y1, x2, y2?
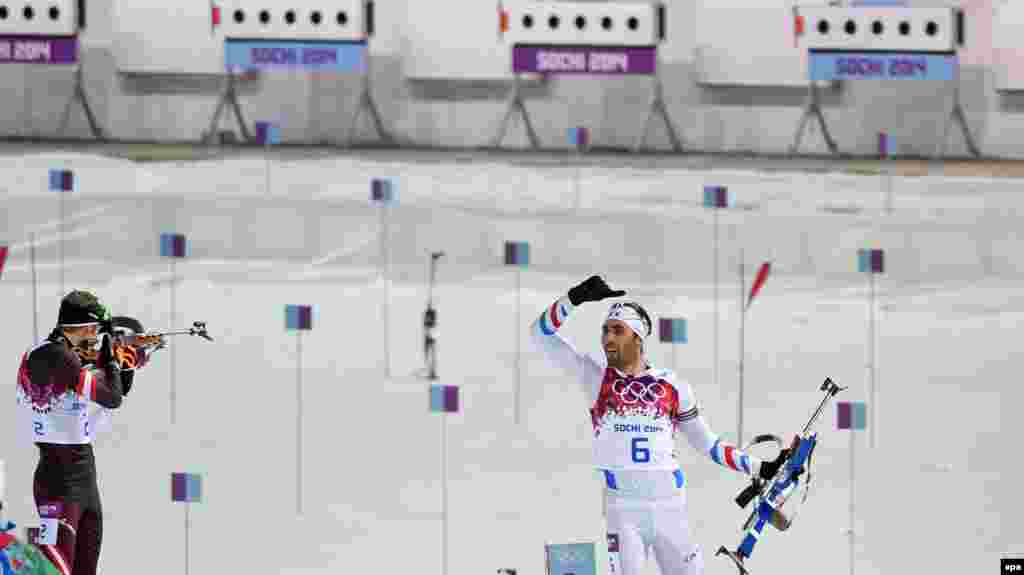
(225, 39, 367, 73)
(808, 51, 957, 81)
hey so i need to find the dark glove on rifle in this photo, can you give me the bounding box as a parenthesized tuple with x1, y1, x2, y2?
(568, 275, 626, 306)
(97, 333, 115, 367)
(759, 435, 801, 481)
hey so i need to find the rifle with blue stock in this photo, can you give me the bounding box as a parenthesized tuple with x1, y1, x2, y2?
(716, 378, 847, 575)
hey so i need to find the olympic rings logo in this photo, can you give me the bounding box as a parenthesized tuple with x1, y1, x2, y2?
(612, 378, 667, 406)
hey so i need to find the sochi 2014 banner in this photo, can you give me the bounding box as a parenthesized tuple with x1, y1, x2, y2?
(225, 39, 368, 73)
(512, 44, 656, 75)
(0, 35, 77, 64)
(809, 51, 957, 81)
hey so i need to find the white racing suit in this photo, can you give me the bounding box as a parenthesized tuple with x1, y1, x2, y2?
(530, 295, 767, 575)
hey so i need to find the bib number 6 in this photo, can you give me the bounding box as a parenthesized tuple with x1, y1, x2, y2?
(630, 437, 651, 463)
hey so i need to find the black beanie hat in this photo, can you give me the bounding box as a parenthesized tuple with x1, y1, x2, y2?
(57, 290, 110, 326)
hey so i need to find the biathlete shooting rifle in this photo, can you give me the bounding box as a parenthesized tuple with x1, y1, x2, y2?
(76, 318, 214, 371)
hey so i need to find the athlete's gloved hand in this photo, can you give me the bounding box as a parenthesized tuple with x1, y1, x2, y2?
(568, 275, 626, 306)
(97, 332, 115, 366)
(759, 435, 801, 480)
(121, 370, 135, 396)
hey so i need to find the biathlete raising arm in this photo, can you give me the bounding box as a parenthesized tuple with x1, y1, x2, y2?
(529, 275, 792, 575)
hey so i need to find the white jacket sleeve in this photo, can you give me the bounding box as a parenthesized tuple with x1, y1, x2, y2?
(529, 294, 605, 403)
(674, 381, 763, 478)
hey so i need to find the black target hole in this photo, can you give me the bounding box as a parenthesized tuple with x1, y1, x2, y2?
(575, 15, 585, 30)
(233, 9, 244, 23)
(311, 10, 322, 25)
(627, 16, 638, 30)
(337, 11, 348, 26)
(548, 14, 559, 29)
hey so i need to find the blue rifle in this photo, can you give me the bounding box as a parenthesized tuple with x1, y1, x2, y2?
(716, 378, 846, 575)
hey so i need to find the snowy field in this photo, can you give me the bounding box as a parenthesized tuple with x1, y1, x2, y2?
(1, 150, 1021, 575)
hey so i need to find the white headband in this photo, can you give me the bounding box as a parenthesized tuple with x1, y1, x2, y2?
(605, 302, 649, 341)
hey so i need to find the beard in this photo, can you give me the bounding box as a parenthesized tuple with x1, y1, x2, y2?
(605, 348, 636, 369)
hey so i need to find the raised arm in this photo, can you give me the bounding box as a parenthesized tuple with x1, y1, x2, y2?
(529, 295, 604, 397)
(528, 276, 627, 401)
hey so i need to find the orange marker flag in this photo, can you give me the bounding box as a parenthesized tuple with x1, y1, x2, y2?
(499, 2, 509, 35)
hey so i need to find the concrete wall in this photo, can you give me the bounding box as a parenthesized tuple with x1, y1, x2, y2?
(4, 0, 1024, 156)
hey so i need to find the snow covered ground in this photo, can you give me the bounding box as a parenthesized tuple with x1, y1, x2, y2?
(1, 150, 1021, 574)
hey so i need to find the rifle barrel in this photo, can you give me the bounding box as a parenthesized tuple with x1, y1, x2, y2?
(802, 380, 844, 435)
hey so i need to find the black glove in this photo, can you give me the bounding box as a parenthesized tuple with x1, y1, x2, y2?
(97, 333, 115, 366)
(99, 317, 114, 336)
(121, 370, 135, 396)
(759, 435, 801, 480)
(759, 449, 789, 480)
(568, 275, 626, 306)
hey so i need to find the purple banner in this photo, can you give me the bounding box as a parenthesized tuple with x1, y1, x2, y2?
(512, 44, 656, 75)
(0, 35, 77, 64)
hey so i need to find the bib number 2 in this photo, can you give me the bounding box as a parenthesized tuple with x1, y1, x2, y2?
(631, 437, 651, 463)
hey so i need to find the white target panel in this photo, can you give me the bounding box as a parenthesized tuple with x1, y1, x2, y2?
(796, 6, 963, 53)
(500, 0, 665, 47)
(0, 0, 80, 36)
(214, 0, 372, 41)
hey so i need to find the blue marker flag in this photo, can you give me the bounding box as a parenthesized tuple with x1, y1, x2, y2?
(429, 385, 459, 413)
(371, 178, 395, 204)
(160, 233, 187, 258)
(568, 126, 589, 148)
(857, 249, 884, 274)
(504, 241, 529, 267)
(49, 169, 73, 192)
(658, 318, 687, 343)
(703, 185, 728, 208)
(255, 121, 280, 145)
(286, 304, 313, 331)
(171, 472, 202, 503)
(837, 401, 867, 430)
